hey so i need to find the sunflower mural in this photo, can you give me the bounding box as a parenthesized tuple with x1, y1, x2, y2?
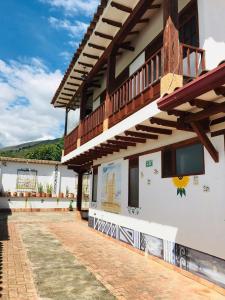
(172, 176, 190, 197)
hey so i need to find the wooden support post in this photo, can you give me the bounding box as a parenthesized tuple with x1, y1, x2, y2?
(161, 0, 182, 96)
(104, 50, 116, 131)
(191, 122, 219, 163)
(76, 172, 83, 211)
(64, 108, 69, 137)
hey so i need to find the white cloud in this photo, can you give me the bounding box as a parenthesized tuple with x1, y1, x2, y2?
(41, 0, 99, 17)
(49, 17, 88, 38)
(0, 58, 65, 147)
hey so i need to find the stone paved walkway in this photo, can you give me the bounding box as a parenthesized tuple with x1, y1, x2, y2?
(0, 212, 225, 299)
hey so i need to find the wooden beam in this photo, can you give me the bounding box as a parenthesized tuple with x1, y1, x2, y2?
(120, 42, 135, 51)
(150, 117, 178, 128)
(149, 4, 161, 9)
(182, 102, 225, 123)
(211, 129, 225, 137)
(83, 53, 99, 60)
(67, 82, 80, 87)
(189, 99, 217, 109)
(64, 87, 77, 92)
(108, 140, 136, 147)
(136, 124, 172, 135)
(111, 1, 132, 13)
(70, 76, 83, 81)
(102, 18, 122, 28)
(167, 109, 188, 117)
(59, 97, 70, 101)
(138, 18, 149, 23)
(210, 116, 225, 126)
(78, 62, 94, 68)
(95, 31, 114, 40)
(125, 130, 158, 139)
(191, 122, 219, 162)
(101, 143, 127, 150)
(74, 69, 88, 75)
(214, 86, 225, 97)
(163, 0, 180, 75)
(88, 43, 106, 51)
(61, 92, 74, 97)
(115, 135, 146, 143)
(128, 31, 139, 35)
(150, 117, 193, 132)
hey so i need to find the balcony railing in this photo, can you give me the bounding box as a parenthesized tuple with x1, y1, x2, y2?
(81, 102, 105, 144)
(64, 44, 206, 156)
(64, 126, 78, 155)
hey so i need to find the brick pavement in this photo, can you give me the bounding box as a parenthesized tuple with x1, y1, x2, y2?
(1, 212, 225, 300)
(48, 220, 225, 300)
(0, 215, 38, 300)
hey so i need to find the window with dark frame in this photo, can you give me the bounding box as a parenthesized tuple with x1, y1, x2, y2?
(162, 142, 204, 178)
(92, 167, 98, 202)
(128, 157, 139, 208)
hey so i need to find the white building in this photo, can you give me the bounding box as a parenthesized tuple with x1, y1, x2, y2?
(51, 0, 225, 289)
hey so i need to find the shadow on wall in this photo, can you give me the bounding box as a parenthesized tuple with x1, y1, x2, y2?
(0, 210, 11, 298)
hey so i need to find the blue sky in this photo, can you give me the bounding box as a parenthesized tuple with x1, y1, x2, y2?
(0, 0, 98, 147)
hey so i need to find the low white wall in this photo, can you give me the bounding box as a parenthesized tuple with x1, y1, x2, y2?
(0, 197, 75, 210)
(90, 134, 225, 261)
(0, 161, 77, 196)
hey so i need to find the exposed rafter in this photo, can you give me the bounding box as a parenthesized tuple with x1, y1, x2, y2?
(181, 102, 225, 123)
(78, 62, 94, 68)
(120, 42, 135, 51)
(125, 130, 158, 140)
(167, 109, 188, 117)
(111, 1, 132, 13)
(101, 143, 127, 150)
(61, 92, 74, 97)
(108, 140, 136, 147)
(64, 87, 77, 92)
(83, 53, 99, 60)
(74, 69, 88, 75)
(102, 18, 123, 28)
(88, 43, 106, 51)
(94, 31, 114, 40)
(70, 76, 83, 81)
(189, 99, 217, 109)
(136, 124, 172, 135)
(115, 135, 146, 143)
(67, 82, 80, 87)
(150, 117, 193, 132)
(210, 116, 225, 126)
(214, 86, 225, 97)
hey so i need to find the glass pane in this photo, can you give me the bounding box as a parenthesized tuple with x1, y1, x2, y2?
(129, 166, 139, 207)
(176, 144, 204, 175)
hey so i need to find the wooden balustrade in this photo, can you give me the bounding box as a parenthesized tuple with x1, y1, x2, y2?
(81, 102, 105, 144)
(64, 126, 78, 155)
(180, 43, 206, 79)
(64, 44, 206, 155)
(110, 48, 163, 117)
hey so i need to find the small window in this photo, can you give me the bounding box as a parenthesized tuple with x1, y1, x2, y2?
(128, 158, 139, 208)
(162, 143, 204, 178)
(92, 167, 98, 202)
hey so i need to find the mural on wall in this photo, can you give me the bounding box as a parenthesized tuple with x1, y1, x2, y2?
(16, 169, 37, 191)
(101, 162, 121, 213)
(172, 176, 190, 197)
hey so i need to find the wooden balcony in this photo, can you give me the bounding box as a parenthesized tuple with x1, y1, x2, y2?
(64, 44, 206, 156)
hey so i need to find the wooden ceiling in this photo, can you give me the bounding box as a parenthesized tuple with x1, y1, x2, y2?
(51, 0, 162, 109)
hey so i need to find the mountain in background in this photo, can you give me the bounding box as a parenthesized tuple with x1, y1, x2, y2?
(0, 138, 64, 161)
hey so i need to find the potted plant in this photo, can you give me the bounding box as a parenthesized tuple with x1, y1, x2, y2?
(46, 184, 53, 198)
(37, 183, 44, 197)
(31, 191, 36, 197)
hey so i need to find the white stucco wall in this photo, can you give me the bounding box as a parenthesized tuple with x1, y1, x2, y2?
(90, 134, 225, 261)
(198, 0, 225, 69)
(0, 161, 77, 196)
